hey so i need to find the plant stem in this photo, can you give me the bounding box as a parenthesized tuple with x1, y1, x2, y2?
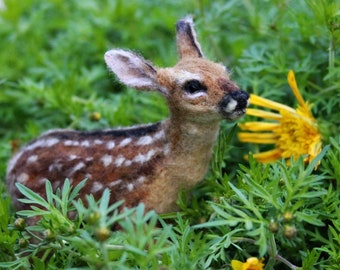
(275, 254, 300, 270)
(101, 242, 111, 270)
(266, 234, 278, 269)
(267, 234, 300, 270)
(329, 35, 335, 70)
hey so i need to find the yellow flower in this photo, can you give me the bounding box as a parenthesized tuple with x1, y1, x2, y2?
(231, 257, 265, 270)
(238, 70, 322, 165)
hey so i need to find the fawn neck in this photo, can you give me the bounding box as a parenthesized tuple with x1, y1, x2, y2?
(165, 114, 220, 184)
(142, 116, 220, 213)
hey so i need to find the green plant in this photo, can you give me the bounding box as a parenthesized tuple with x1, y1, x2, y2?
(1, 0, 340, 269)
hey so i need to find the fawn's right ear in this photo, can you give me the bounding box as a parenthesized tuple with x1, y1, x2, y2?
(104, 49, 168, 95)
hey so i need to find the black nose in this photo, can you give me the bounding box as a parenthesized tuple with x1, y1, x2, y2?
(219, 90, 249, 120)
(229, 90, 249, 110)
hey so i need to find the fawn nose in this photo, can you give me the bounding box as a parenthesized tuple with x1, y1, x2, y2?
(219, 90, 249, 120)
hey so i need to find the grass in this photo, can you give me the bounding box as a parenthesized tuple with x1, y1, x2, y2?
(0, 0, 340, 269)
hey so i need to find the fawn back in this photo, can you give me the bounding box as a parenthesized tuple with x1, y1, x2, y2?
(6, 17, 249, 214)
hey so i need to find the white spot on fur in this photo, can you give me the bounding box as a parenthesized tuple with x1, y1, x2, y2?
(136, 176, 146, 184)
(26, 138, 60, 151)
(108, 179, 122, 188)
(133, 153, 146, 163)
(49, 160, 63, 172)
(127, 183, 134, 192)
(106, 141, 115, 149)
(69, 162, 85, 175)
(136, 135, 153, 146)
(17, 173, 29, 184)
(64, 140, 80, 146)
(94, 139, 103, 145)
(69, 155, 77, 160)
(27, 155, 38, 164)
(124, 160, 132, 166)
(101, 154, 113, 167)
(132, 149, 158, 164)
(64, 140, 73, 146)
(6, 153, 23, 175)
(38, 178, 47, 185)
(7, 137, 61, 175)
(154, 130, 165, 140)
(81, 140, 90, 147)
(163, 144, 171, 155)
(91, 181, 104, 193)
(224, 98, 237, 113)
(85, 157, 93, 162)
(45, 138, 60, 147)
(170, 70, 201, 85)
(85, 173, 92, 179)
(185, 91, 207, 99)
(119, 138, 132, 147)
(114, 155, 125, 167)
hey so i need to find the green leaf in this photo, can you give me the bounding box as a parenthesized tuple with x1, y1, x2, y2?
(16, 183, 49, 208)
(296, 211, 325, 226)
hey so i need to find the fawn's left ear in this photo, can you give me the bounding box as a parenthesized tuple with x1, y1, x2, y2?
(104, 49, 168, 95)
(176, 16, 204, 59)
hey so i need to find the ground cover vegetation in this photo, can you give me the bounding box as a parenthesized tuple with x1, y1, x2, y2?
(0, 0, 339, 269)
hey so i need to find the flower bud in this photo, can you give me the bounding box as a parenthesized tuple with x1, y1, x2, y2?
(95, 227, 110, 242)
(283, 225, 297, 239)
(18, 238, 29, 248)
(14, 218, 26, 231)
(43, 229, 56, 241)
(90, 112, 101, 121)
(268, 219, 279, 233)
(88, 211, 101, 225)
(278, 178, 285, 187)
(282, 211, 294, 222)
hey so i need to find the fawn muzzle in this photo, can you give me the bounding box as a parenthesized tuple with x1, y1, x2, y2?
(219, 90, 249, 120)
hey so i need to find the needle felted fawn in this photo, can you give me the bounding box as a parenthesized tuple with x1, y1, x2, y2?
(6, 16, 249, 214)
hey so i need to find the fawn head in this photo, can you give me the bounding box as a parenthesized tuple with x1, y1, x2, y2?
(104, 16, 249, 123)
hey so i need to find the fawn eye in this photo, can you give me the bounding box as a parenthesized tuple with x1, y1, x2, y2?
(182, 80, 207, 94)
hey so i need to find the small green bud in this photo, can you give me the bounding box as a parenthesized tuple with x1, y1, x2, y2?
(88, 211, 101, 225)
(62, 223, 75, 234)
(283, 225, 297, 239)
(282, 211, 294, 222)
(43, 229, 56, 241)
(95, 227, 110, 242)
(90, 112, 101, 121)
(18, 238, 29, 248)
(14, 218, 26, 231)
(278, 178, 285, 187)
(269, 219, 279, 233)
(198, 217, 207, 224)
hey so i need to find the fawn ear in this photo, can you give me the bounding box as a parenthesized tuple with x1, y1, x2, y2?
(176, 16, 204, 59)
(105, 49, 168, 95)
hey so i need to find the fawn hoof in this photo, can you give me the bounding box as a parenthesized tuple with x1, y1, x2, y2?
(219, 90, 249, 120)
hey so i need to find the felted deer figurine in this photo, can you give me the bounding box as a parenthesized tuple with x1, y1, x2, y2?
(6, 16, 249, 214)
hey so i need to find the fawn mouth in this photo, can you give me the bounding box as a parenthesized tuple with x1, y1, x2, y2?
(219, 90, 249, 120)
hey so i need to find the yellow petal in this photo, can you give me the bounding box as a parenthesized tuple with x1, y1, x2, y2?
(238, 132, 277, 144)
(231, 260, 244, 270)
(252, 149, 282, 163)
(246, 108, 282, 120)
(239, 122, 280, 132)
(250, 94, 295, 113)
(287, 70, 305, 107)
(287, 70, 313, 118)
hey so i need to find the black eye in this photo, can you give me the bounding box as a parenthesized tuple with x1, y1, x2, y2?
(182, 80, 207, 94)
